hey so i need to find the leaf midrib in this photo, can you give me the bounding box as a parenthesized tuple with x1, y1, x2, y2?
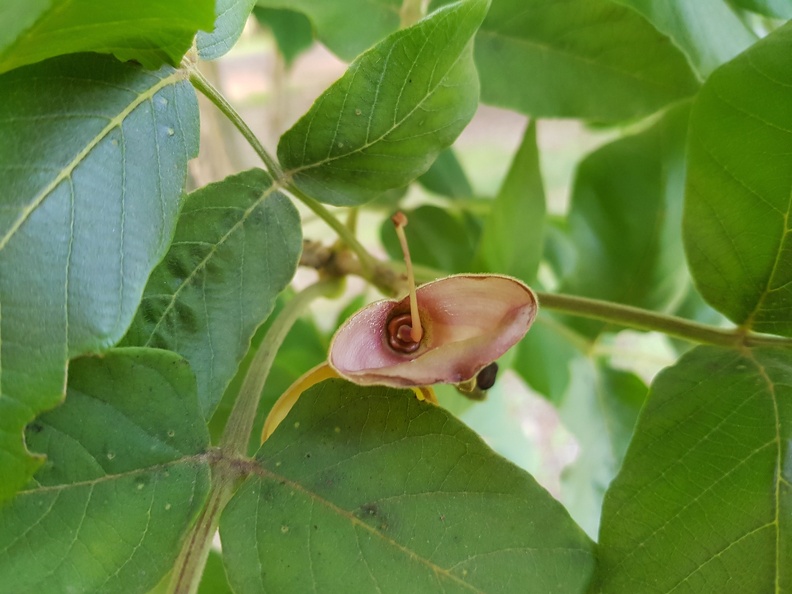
(746, 350, 783, 594)
(250, 463, 484, 594)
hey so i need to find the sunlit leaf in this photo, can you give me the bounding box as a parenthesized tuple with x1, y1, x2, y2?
(562, 103, 691, 337)
(433, 0, 699, 120)
(611, 0, 756, 78)
(278, 0, 488, 206)
(0, 349, 211, 593)
(0, 54, 199, 502)
(475, 120, 545, 282)
(684, 22, 792, 336)
(595, 346, 792, 592)
(255, 0, 400, 61)
(123, 169, 302, 418)
(198, 0, 258, 60)
(220, 379, 595, 593)
(0, 0, 214, 73)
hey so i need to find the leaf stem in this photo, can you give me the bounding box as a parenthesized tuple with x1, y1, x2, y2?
(189, 66, 376, 275)
(188, 67, 282, 178)
(535, 291, 792, 349)
(169, 281, 338, 593)
(167, 473, 234, 594)
(285, 183, 377, 276)
(220, 279, 339, 456)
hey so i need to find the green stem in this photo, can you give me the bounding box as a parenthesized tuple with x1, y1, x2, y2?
(189, 66, 375, 275)
(169, 281, 338, 593)
(189, 67, 282, 178)
(168, 471, 234, 594)
(285, 183, 377, 276)
(535, 291, 792, 349)
(221, 279, 339, 455)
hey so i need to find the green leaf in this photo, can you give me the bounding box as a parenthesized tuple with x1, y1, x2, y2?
(416, 147, 474, 198)
(475, 120, 545, 282)
(198, 0, 258, 60)
(122, 169, 302, 418)
(278, 0, 488, 206)
(561, 103, 691, 337)
(220, 379, 595, 593)
(253, 7, 314, 68)
(199, 550, 235, 594)
(432, 0, 699, 120)
(514, 313, 587, 404)
(0, 0, 215, 74)
(381, 205, 478, 274)
(730, 0, 792, 18)
(611, 0, 756, 78)
(684, 22, 792, 337)
(595, 346, 792, 592)
(0, 54, 199, 502)
(255, 0, 400, 62)
(0, 349, 211, 593)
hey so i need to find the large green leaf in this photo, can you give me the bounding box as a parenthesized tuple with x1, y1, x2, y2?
(220, 379, 595, 593)
(122, 169, 302, 418)
(0, 54, 199, 502)
(255, 0, 400, 61)
(0, 0, 215, 74)
(0, 349, 211, 593)
(278, 0, 488, 206)
(595, 346, 792, 592)
(730, 0, 792, 18)
(198, 0, 258, 60)
(684, 22, 792, 337)
(611, 0, 756, 78)
(561, 104, 691, 337)
(475, 120, 545, 282)
(431, 0, 699, 121)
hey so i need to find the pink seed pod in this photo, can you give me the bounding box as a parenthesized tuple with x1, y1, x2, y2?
(328, 273, 538, 387)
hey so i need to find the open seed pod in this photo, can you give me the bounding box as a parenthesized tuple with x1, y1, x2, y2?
(329, 274, 538, 387)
